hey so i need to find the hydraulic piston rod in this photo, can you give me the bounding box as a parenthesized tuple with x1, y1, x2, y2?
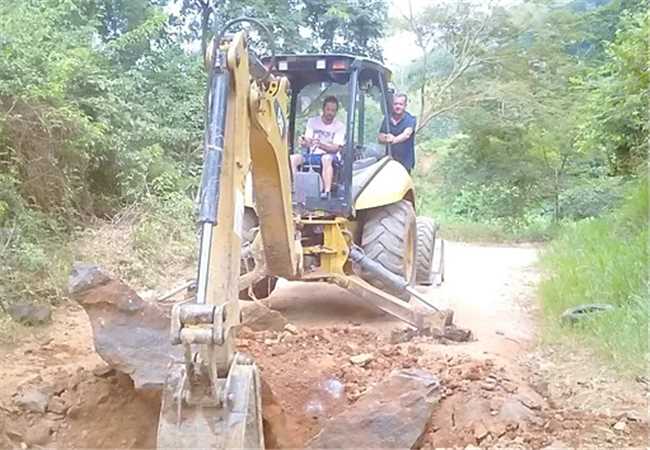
(349, 245, 440, 312)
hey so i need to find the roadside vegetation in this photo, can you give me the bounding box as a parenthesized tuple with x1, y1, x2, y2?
(540, 180, 648, 373)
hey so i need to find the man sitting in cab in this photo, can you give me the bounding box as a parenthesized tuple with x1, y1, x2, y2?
(290, 95, 345, 199)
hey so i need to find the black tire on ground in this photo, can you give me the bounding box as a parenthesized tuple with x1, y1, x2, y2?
(415, 217, 439, 286)
(239, 208, 278, 301)
(360, 200, 417, 301)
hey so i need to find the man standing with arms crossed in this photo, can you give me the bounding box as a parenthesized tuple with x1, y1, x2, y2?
(378, 93, 417, 173)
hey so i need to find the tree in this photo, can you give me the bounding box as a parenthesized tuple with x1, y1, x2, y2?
(575, 9, 649, 175)
(172, 0, 388, 59)
(395, 0, 516, 133)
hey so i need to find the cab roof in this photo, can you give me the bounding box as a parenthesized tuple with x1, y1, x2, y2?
(261, 54, 392, 91)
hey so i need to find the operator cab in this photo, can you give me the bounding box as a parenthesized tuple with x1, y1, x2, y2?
(262, 54, 395, 217)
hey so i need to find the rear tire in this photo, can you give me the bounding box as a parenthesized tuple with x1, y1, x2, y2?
(360, 200, 417, 301)
(240, 208, 278, 301)
(415, 217, 439, 285)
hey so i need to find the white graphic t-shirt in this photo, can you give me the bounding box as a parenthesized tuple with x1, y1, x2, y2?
(304, 116, 345, 155)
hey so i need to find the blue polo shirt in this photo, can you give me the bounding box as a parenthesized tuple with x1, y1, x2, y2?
(380, 112, 417, 171)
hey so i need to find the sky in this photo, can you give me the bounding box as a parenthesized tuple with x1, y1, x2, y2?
(383, 0, 429, 67)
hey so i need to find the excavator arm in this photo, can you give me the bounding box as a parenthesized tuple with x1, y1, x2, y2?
(158, 31, 296, 449)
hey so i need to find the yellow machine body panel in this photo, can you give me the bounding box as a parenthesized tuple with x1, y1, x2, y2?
(354, 159, 415, 211)
(249, 77, 297, 278)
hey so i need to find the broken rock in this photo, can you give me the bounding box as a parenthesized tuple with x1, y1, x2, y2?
(68, 264, 181, 389)
(47, 396, 69, 415)
(15, 389, 49, 413)
(241, 303, 288, 332)
(24, 423, 51, 446)
(474, 421, 489, 442)
(92, 364, 115, 378)
(306, 368, 441, 449)
(349, 353, 374, 366)
(432, 325, 473, 342)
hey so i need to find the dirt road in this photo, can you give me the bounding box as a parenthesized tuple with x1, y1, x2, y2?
(0, 241, 647, 448)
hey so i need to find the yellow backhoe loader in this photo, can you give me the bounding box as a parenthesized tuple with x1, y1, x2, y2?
(74, 19, 446, 449)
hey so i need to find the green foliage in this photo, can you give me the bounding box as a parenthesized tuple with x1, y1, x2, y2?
(575, 10, 649, 175)
(130, 193, 196, 287)
(0, 204, 71, 308)
(539, 179, 648, 372)
(413, 0, 648, 234)
(176, 0, 388, 59)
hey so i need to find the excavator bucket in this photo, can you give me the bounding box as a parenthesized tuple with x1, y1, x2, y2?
(67, 264, 292, 449)
(157, 357, 264, 450)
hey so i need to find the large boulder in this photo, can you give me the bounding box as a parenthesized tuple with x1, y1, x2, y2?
(68, 263, 180, 389)
(307, 368, 441, 449)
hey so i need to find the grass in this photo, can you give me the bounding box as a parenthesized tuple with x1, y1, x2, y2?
(74, 193, 197, 291)
(0, 192, 197, 342)
(538, 179, 649, 373)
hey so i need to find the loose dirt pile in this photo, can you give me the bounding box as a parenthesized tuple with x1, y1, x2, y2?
(2, 318, 648, 449)
(1, 366, 159, 449)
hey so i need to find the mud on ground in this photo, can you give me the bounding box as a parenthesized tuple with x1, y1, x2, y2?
(1, 242, 648, 449)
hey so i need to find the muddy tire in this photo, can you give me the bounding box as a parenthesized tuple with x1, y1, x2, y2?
(240, 208, 278, 301)
(415, 217, 439, 285)
(360, 200, 417, 301)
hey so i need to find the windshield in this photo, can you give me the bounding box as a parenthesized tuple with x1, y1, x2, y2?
(292, 82, 349, 153)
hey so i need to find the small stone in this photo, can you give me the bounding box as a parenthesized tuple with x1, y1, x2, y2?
(24, 423, 51, 446)
(622, 410, 645, 423)
(407, 345, 423, 356)
(5, 425, 23, 441)
(15, 389, 49, 413)
(284, 324, 298, 335)
(67, 371, 84, 391)
(281, 332, 300, 344)
(481, 380, 497, 391)
(47, 396, 69, 415)
(20, 442, 27, 449)
(237, 326, 256, 339)
(488, 421, 507, 438)
(67, 404, 82, 419)
(474, 421, 489, 441)
(241, 303, 287, 331)
(343, 343, 360, 355)
(349, 353, 374, 366)
(613, 421, 626, 432)
(270, 344, 289, 356)
(237, 338, 251, 348)
(390, 328, 417, 344)
(542, 440, 569, 449)
(92, 364, 115, 377)
(519, 395, 541, 410)
(7, 303, 52, 325)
